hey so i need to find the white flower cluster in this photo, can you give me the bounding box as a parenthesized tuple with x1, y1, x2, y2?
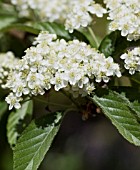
(104, 0, 140, 41)
(0, 52, 19, 87)
(11, 0, 106, 32)
(64, 0, 107, 33)
(5, 31, 121, 110)
(11, 0, 68, 21)
(120, 47, 140, 75)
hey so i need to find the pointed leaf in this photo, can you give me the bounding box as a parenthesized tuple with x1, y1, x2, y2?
(111, 86, 140, 102)
(33, 22, 71, 39)
(7, 100, 33, 148)
(111, 86, 140, 120)
(92, 90, 140, 146)
(13, 112, 62, 170)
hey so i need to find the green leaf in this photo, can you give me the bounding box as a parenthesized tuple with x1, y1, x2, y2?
(99, 31, 128, 57)
(0, 2, 17, 16)
(99, 31, 118, 57)
(0, 24, 40, 35)
(33, 22, 90, 42)
(110, 86, 140, 120)
(13, 112, 62, 170)
(0, 21, 94, 44)
(92, 90, 140, 146)
(0, 100, 7, 120)
(111, 86, 140, 102)
(0, 22, 71, 39)
(0, 15, 17, 30)
(99, 30, 140, 58)
(7, 100, 33, 148)
(0, 3, 18, 30)
(129, 101, 140, 119)
(33, 22, 71, 39)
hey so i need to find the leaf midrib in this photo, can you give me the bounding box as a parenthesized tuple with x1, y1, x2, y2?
(14, 125, 54, 170)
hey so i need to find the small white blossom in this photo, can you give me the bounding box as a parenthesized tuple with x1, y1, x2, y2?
(88, 1, 107, 17)
(5, 93, 22, 110)
(120, 47, 140, 75)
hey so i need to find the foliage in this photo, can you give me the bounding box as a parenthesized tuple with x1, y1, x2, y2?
(0, 1, 140, 170)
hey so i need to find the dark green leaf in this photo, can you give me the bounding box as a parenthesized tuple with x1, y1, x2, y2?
(33, 22, 71, 39)
(13, 112, 62, 170)
(0, 100, 7, 120)
(99, 31, 140, 59)
(111, 86, 140, 102)
(0, 21, 94, 45)
(110, 86, 140, 120)
(99, 31, 118, 57)
(92, 90, 140, 146)
(33, 22, 91, 42)
(0, 24, 40, 35)
(129, 101, 140, 119)
(7, 100, 33, 148)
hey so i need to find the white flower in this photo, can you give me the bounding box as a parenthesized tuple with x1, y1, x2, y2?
(88, 2, 107, 17)
(66, 69, 82, 85)
(51, 73, 68, 91)
(78, 77, 89, 88)
(85, 83, 95, 95)
(33, 31, 57, 45)
(120, 47, 140, 74)
(27, 72, 44, 90)
(5, 93, 22, 110)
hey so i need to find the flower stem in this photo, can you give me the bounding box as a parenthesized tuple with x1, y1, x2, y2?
(60, 90, 81, 110)
(88, 27, 99, 48)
